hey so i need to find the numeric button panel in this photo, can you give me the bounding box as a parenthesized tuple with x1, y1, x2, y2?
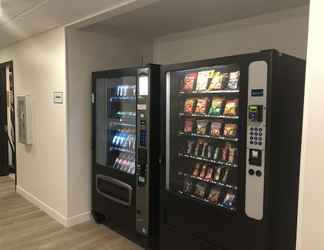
(249, 127, 264, 146)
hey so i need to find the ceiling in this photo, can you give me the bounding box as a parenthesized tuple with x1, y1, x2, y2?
(0, 0, 309, 49)
(0, 0, 44, 25)
(84, 0, 309, 39)
(0, 0, 152, 49)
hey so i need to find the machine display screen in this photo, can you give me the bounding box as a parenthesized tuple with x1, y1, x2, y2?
(251, 89, 264, 97)
(139, 74, 149, 96)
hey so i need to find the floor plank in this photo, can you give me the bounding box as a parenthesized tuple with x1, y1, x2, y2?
(0, 176, 143, 250)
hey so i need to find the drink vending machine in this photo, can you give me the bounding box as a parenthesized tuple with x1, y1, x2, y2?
(92, 65, 161, 249)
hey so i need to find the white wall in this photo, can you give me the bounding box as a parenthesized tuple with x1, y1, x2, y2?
(65, 28, 153, 220)
(0, 28, 68, 222)
(153, 7, 309, 64)
(297, 0, 324, 249)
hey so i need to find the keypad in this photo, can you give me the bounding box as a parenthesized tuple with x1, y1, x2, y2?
(249, 127, 263, 145)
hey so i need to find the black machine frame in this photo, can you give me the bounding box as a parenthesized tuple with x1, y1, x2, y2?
(159, 50, 305, 250)
(91, 64, 161, 249)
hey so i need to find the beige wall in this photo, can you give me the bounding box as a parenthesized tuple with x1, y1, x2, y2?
(297, 0, 324, 249)
(65, 28, 153, 219)
(153, 7, 309, 64)
(0, 28, 68, 220)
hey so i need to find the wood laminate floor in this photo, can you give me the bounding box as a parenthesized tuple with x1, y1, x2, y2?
(0, 176, 143, 250)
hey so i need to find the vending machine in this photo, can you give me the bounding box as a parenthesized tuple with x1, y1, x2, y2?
(160, 50, 305, 250)
(92, 65, 160, 249)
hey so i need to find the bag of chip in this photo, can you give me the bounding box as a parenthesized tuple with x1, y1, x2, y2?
(182, 72, 198, 91)
(208, 187, 222, 204)
(213, 146, 220, 160)
(214, 166, 223, 181)
(222, 168, 230, 183)
(183, 177, 194, 194)
(228, 147, 237, 163)
(223, 99, 239, 116)
(227, 71, 240, 90)
(224, 123, 238, 138)
(194, 139, 204, 156)
(199, 164, 208, 179)
(194, 182, 208, 199)
(209, 97, 225, 116)
(192, 163, 201, 177)
(186, 140, 195, 155)
(208, 71, 224, 90)
(207, 145, 214, 158)
(205, 167, 214, 180)
(210, 121, 223, 137)
(184, 98, 195, 113)
(201, 142, 209, 158)
(195, 98, 209, 114)
(222, 143, 230, 161)
(196, 120, 209, 135)
(196, 70, 214, 91)
(184, 118, 194, 133)
(223, 191, 236, 208)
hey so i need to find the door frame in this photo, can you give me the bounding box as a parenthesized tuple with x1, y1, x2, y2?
(0, 61, 16, 186)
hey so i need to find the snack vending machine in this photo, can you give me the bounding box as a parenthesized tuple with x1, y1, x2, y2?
(160, 50, 305, 250)
(92, 65, 160, 249)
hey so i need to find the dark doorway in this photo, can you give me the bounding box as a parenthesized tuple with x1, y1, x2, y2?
(0, 62, 16, 180)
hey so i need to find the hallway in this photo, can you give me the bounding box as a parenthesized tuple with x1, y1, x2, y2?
(0, 177, 142, 250)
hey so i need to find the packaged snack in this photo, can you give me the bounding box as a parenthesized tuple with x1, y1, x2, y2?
(213, 147, 220, 160)
(195, 98, 209, 114)
(183, 177, 194, 194)
(205, 167, 214, 180)
(201, 142, 208, 157)
(184, 98, 195, 113)
(228, 147, 237, 163)
(192, 163, 201, 177)
(182, 72, 198, 91)
(184, 118, 195, 133)
(196, 120, 209, 135)
(214, 166, 224, 181)
(207, 145, 214, 158)
(209, 97, 225, 116)
(227, 71, 240, 90)
(223, 99, 239, 116)
(186, 140, 195, 155)
(222, 143, 230, 161)
(223, 191, 236, 208)
(199, 164, 208, 179)
(208, 72, 224, 90)
(194, 182, 208, 199)
(194, 140, 204, 156)
(222, 73, 229, 87)
(208, 187, 222, 204)
(210, 121, 223, 137)
(222, 168, 230, 183)
(196, 70, 214, 91)
(224, 123, 238, 138)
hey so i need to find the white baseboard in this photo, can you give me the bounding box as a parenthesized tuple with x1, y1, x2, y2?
(65, 211, 91, 227)
(16, 186, 90, 228)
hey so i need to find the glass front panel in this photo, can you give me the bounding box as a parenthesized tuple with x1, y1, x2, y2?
(166, 65, 241, 211)
(96, 76, 137, 175)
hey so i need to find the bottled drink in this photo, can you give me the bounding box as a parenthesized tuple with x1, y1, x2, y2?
(116, 86, 121, 96)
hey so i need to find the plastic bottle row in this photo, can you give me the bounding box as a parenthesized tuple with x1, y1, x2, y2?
(111, 129, 136, 152)
(112, 152, 136, 175)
